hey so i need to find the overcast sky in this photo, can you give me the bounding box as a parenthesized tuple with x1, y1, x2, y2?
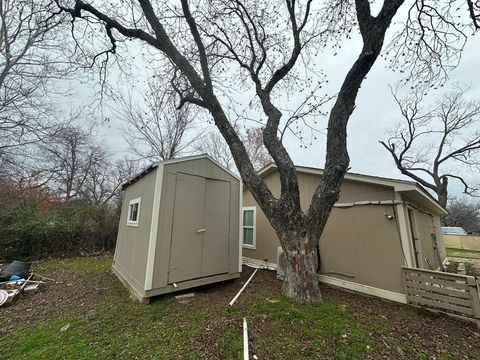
(67, 3, 480, 198)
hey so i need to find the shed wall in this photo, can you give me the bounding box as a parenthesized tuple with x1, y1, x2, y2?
(114, 168, 157, 291)
(151, 158, 240, 289)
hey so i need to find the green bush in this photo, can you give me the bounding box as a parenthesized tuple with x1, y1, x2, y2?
(463, 261, 476, 276)
(445, 260, 459, 273)
(0, 202, 120, 260)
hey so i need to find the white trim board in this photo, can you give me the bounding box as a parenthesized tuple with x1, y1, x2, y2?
(241, 256, 407, 304)
(145, 164, 164, 290)
(317, 274, 407, 304)
(395, 194, 415, 268)
(242, 256, 277, 271)
(238, 181, 243, 273)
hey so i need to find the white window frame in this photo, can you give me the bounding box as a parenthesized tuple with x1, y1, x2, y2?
(127, 197, 141, 227)
(242, 206, 256, 249)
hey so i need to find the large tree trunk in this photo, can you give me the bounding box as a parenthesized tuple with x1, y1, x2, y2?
(282, 240, 322, 303)
(274, 215, 322, 303)
(438, 185, 449, 225)
(438, 191, 448, 210)
(437, 179, 448, 210)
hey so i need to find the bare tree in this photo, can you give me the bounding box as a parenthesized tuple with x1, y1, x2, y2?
(40, 118, 104, 202)
(197, 127, 271, 172)
(0, 0, 68, 162)
(380, 86, 480, 209)
(196, 130, 235, 171)
(242, 127, 271, 170)
(54, 0, 477, 303)
(115, 80, 198, 161)
(80, 157, 140, 206)
(444, 198, 480, 233)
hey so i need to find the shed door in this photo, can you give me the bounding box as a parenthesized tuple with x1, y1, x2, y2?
(168, 173, 206, 283)
(202, 179, 230, 276)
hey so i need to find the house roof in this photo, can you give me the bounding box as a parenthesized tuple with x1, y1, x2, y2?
(257, 163, 447, 215)
(121, 154, 239, 189)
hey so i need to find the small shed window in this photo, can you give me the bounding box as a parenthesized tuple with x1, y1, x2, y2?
(127, 197, 141, 227)
(242, 207, 256, 249)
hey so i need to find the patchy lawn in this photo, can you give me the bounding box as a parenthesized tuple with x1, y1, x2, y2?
(1, 256, 479, 359)
(446, 247, 480, 260)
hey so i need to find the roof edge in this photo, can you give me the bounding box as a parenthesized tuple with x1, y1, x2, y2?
(256, 163, 447, 215)
(122, 154, 240, 189)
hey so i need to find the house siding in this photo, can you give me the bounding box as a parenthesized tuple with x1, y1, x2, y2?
(243, 170, 415, 294)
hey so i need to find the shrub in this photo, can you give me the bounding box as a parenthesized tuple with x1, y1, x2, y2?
(445, 260, 459, 273)
(463, 261, 477, 276)
(0, 202, 120, 260)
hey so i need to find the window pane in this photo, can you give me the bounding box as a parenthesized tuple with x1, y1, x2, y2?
(130, 203, 138, 221)
(243, 228, 253, 245)
(243, 210, 254, 226)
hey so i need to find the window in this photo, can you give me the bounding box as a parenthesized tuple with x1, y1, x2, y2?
(127, 197, 141, 227)
(242, 207, 256, 249)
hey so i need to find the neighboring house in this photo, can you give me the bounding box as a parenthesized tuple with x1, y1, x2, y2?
(242, 164, 447, 303)
(442, 227, 468, 236)
(113, 155, 241, 303)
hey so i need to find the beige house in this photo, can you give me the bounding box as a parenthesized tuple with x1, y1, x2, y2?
(113, 155, 241, 303)
(242, 164, 447, 303)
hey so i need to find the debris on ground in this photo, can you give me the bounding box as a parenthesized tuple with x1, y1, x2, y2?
(175, 293, 195, 303)
(446, 257, 480, 277)
(267, 298, 279, 304)
(0, 260, 49, 307)
(0, 260, 31, 281)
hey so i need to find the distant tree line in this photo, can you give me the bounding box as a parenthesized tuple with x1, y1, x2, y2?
(0, 114, 139, 260)
(444, 198, 480, 234)
(0, 0, 269, 260)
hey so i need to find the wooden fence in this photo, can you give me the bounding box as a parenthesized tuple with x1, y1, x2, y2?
(402, 267, 480, 321)
(443, 234, 480, 252)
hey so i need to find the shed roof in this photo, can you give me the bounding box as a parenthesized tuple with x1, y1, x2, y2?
(121, 154, 239, 189)
(257, 163, 447, 215)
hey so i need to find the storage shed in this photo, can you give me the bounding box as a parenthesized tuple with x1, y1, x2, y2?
(113, 155, 241, 303)
(242, 164, 447, 304)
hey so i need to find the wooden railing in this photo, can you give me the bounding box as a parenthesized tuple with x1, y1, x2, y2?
(402, 267, 480, 321)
